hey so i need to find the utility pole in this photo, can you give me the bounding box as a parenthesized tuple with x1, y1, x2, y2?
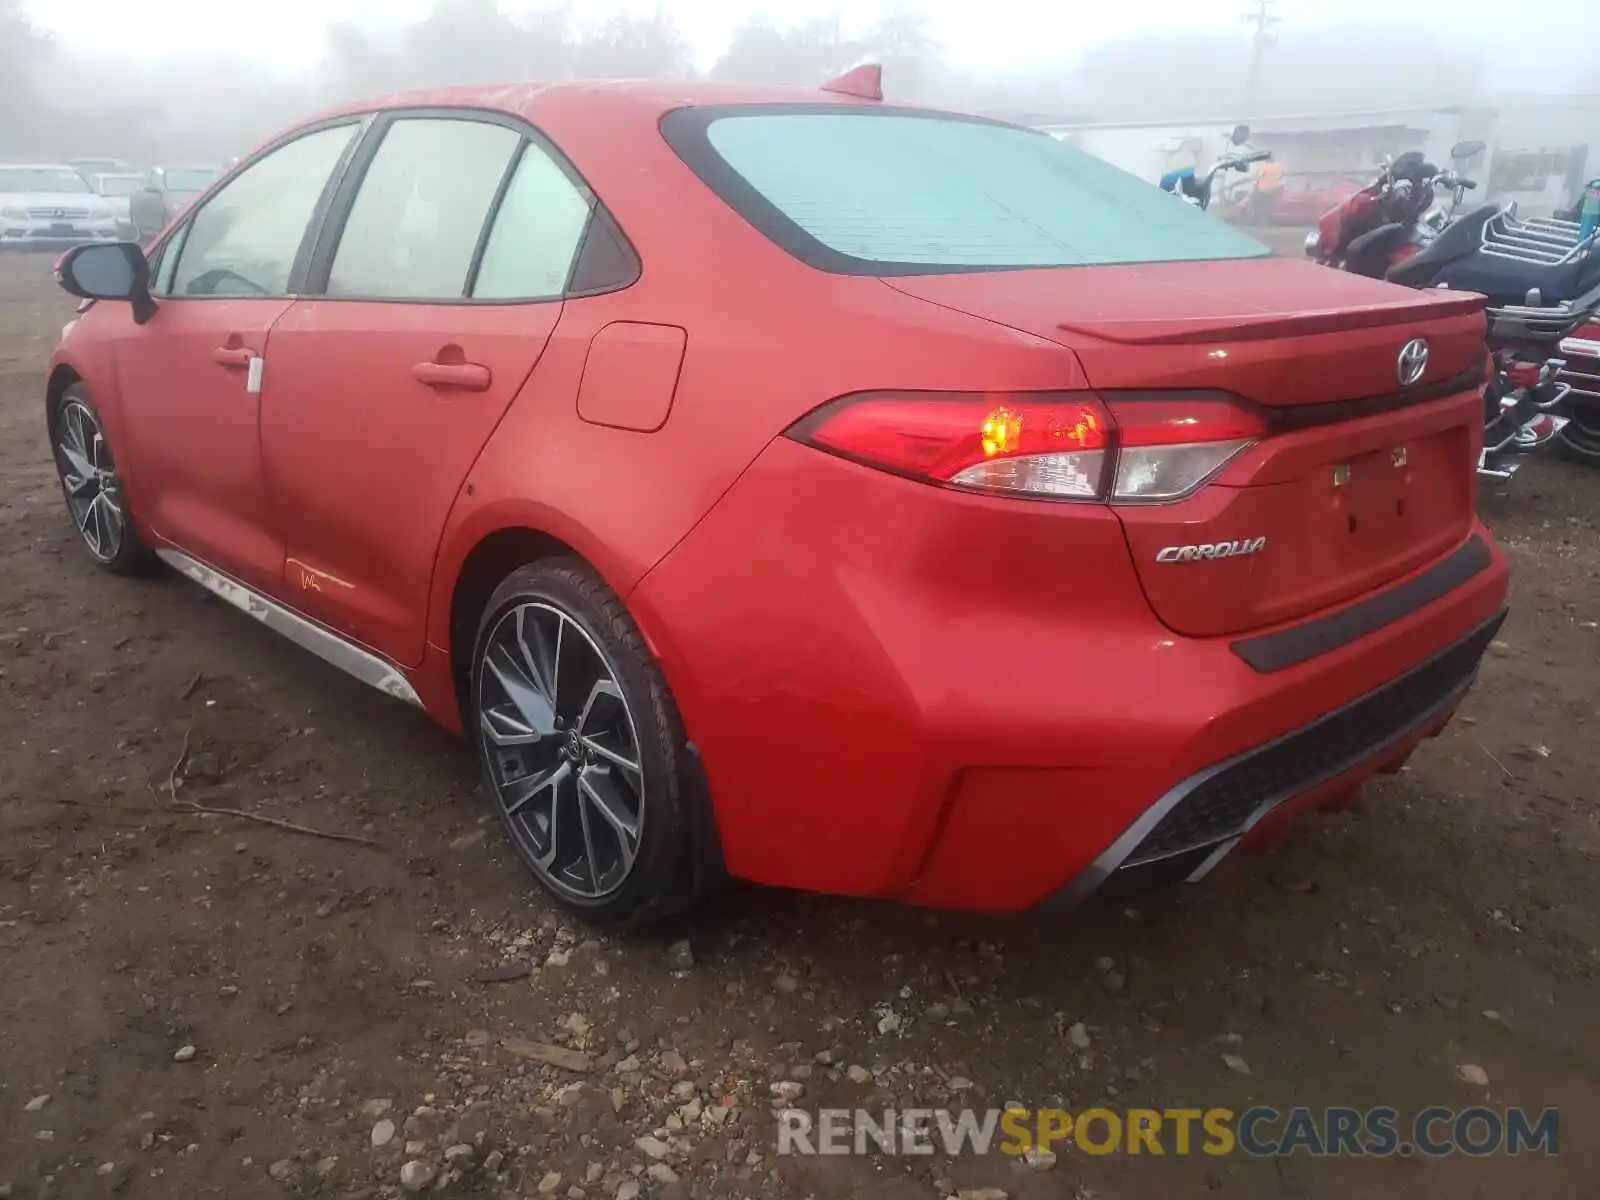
(1241, 0, 1281, 116)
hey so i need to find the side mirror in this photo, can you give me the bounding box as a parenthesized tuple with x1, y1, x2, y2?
(1451, 139, 1486, 162)
(1230, 124, 1251, 146)
(55, 243, 156, 325)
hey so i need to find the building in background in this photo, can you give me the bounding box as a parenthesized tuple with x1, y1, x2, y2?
(1482, 94, 1600, 214)
(1037, 97, 1599, 218)
(1037, 106, 1488, 186)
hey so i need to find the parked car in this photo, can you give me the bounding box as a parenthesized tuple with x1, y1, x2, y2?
(69, 157, 133, 178)
(128, 165, 220, 243)
(47, 78, 1510, 926)
(0, 164, 120, 249)
(1231, 170, 1370, 227)
(90, 172, 144, 240)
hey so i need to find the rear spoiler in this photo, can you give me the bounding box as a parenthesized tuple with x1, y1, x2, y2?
(1057, 293, 1486, 345)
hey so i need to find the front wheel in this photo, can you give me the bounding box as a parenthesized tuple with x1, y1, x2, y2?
(49, 383, 151, 574)
(468, 559, 702, 927)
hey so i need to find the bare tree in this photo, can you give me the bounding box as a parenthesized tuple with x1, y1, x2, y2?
(0, 0, 54, 155)
(710, 17, 860, 87)
(863, 10, 938, 99)
(397, 0, 540, 88)
(574, 13, 693, 80)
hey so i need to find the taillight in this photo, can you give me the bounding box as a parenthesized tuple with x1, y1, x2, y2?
(787, 390, 1263, 503)
(1105, 395, 1264, 503)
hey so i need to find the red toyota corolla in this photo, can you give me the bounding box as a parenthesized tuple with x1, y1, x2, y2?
(46, 74, 1510, 926)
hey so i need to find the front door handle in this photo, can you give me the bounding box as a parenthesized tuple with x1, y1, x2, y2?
(212, 345, 255, 368)
(412, 360, 491, 392)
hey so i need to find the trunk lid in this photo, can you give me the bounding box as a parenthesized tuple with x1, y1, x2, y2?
(885, 257, 1488, 637)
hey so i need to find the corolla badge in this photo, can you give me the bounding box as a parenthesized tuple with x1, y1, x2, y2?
(1397, 338, 1429, 386)
(1155, 537, 1267, 564)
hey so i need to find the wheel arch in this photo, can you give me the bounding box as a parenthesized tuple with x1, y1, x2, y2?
(445, 525, 584, 725)
(438, 519, 730, 900)
(45, 363, 83, 438)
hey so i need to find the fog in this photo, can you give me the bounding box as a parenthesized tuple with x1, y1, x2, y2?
(3, 0, 1598, 162)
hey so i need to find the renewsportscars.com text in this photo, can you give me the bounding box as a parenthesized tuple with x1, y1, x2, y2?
(776, 1105, 1558, 1158)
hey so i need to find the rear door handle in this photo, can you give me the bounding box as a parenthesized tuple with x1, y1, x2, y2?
(412, 360, 491, 392)
(212, 346, 255, 368)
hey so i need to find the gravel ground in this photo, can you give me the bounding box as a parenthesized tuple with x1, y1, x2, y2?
(1, 248, 1597, 1200)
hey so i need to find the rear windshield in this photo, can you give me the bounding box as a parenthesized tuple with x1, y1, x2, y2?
(662, 107, 1270, 276)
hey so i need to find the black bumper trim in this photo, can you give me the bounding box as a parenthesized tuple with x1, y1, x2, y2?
(1231, 535, 1493, 674)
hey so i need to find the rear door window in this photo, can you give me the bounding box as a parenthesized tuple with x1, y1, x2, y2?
(472, 144, 594, 299)
(327, 118, 520, 300)
(664, 107, 1271, 276)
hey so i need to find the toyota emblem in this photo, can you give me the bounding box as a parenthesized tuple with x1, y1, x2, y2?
(1397, 338, 1429, 386)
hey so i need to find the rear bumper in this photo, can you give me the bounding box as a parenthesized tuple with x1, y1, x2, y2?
(633, 438, 1511, 912)
(1039, 608, 1503, 912)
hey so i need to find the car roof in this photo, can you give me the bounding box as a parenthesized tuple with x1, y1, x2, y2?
(0, 163, 82, 171)
(302, 77, 887, 130)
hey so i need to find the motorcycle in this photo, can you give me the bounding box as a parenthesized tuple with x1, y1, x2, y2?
(1306, 141, 1600, 479)
(1158, 124, 1273, 212)
(1554, 318, 1600, 463)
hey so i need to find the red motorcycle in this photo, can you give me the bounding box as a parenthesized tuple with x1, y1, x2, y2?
(1554, 320, 1600, 461)
(1305, 150, 1456, 276)
(1306, 145, 1599, 478)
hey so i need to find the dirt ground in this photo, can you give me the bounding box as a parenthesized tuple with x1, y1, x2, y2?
(1, 248, 1597, 1200)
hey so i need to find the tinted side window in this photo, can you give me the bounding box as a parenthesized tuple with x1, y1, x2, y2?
(171, 125, 357, 297)
(328, 119, 519, 300)
(472, 144, 593, 299)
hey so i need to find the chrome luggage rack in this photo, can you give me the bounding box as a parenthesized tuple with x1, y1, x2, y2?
(1484, 281, 1600, 342)
(1480, 203, 1597, 265)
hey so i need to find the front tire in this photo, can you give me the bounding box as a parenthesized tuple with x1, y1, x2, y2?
(469, 559, 701, 927)
(49, 383, 151, 575)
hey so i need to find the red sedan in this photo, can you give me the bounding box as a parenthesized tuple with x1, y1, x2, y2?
(46, 75, 1509, 925)
(1230, 171, 1369, 227)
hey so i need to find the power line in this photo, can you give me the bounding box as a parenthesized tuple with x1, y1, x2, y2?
(1241, 0, 1282, 116)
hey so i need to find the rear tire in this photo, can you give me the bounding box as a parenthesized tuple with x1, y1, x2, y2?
(468, 558, 704, 928)
(1555, 415, 1600, 465)
(49, 383, 152, 575)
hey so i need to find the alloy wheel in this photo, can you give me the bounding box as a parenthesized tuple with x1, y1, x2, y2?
(477, 601, 646, 901)
(55, 399, 126, 563)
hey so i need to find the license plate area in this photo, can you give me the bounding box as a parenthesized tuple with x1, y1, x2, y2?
(1332, 444, 1414, 543)
(1326, 431, 1462, 564)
